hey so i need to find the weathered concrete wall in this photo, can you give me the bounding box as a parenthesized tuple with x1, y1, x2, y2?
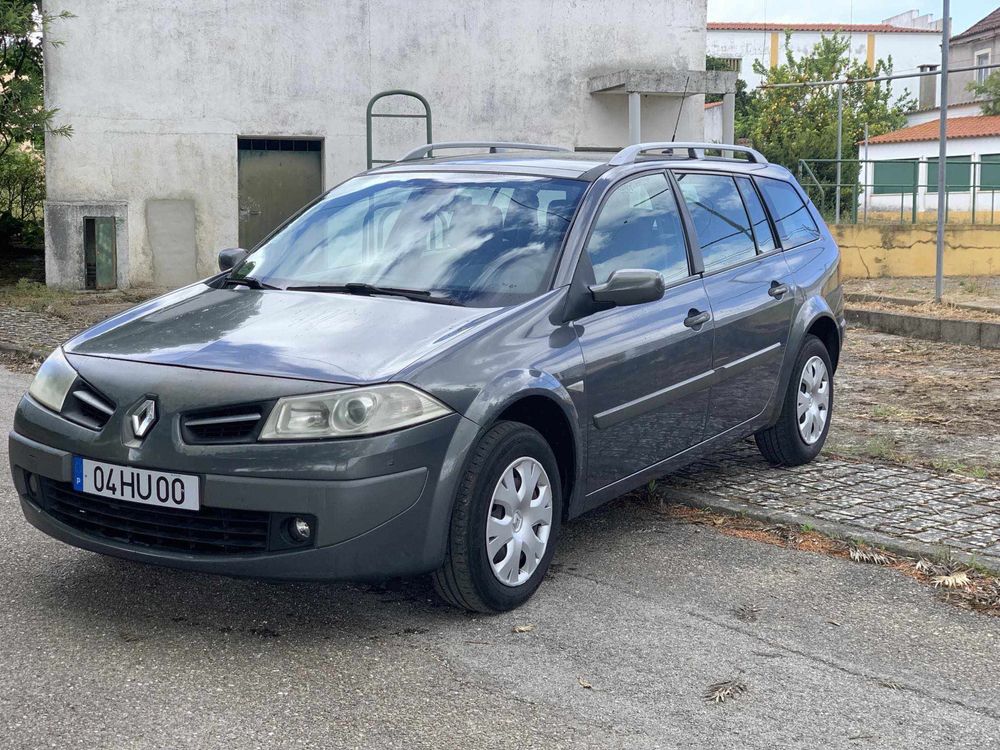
(42, 0, 707, 288)
(44, 201, 129, 289)
(833, 224, 1000, 279)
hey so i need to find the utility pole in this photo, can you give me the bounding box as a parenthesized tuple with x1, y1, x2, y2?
(935, 0, 950, 303)
(835, 84, 843, 223)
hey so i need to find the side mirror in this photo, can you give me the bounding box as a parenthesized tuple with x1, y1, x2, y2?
(589, 269, 665, 307)
(218, 247, 248, 272)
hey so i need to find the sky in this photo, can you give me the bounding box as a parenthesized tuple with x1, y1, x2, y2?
(707, 1, 986, 36)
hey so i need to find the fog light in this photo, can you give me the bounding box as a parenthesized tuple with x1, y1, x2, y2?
(26, 472, 39, 498)
(288, 517, 312, 543)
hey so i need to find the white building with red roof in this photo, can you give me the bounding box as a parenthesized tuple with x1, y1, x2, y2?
(707, 10, 943, 103)
(861, 116, 1000, 217)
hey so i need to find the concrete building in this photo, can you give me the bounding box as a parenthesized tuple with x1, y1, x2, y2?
(706, 11, 942, 102)
(948, 7, 1000, 106)
(42, 0, 726, 290)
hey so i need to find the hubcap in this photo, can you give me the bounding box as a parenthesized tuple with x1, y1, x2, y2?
(486, 457, 553, 587)
(797, 355, 830, 445)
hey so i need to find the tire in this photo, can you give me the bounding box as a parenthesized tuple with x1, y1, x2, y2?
(432, 420, 562, 613)
(754, 334, 834, 467)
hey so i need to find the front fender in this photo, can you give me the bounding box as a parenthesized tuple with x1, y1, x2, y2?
(461, 369, 588, 516)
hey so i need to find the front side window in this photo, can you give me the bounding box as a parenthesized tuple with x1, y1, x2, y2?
(756, 177, 822, 249)
(231, 172, 587, 307)
(676, 172, 757, 272)
(584, 173, 690, 285)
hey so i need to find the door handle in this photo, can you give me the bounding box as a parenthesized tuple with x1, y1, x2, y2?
(768, 281, 790, 299)
(684, 309, 711, 329)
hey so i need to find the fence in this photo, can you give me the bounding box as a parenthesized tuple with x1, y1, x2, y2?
(798, 158, 1000, 225)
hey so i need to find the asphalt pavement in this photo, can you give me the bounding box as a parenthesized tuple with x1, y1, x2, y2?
(1, 366, 998, 749)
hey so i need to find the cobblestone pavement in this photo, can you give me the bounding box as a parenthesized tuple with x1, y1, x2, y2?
(661, 440, 1000, 567)
(0, 306, 82, 354)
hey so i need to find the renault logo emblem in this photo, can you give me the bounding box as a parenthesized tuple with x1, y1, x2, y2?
(130, 398, 158, 439)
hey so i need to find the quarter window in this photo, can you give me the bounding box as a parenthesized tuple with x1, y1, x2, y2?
(676, 173, 756, 272)
(585, 173, 690, 285)
(735, 176, 777, 253)
(756, 177, 821, 249)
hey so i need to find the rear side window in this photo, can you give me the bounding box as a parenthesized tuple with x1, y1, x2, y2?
(735, 176, 777, 254)
(585, 173, 690, 285)
(676, 173, 756, 272)
(756, 177, 821, 248)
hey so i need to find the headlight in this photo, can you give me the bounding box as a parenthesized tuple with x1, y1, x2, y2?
(258, 383, 452, 440)
(28, 348, 77, 413)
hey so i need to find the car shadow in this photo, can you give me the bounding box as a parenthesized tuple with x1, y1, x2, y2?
(33, 494, 658, 645)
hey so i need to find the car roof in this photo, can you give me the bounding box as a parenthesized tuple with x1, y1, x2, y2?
(370, 149, 788, 182)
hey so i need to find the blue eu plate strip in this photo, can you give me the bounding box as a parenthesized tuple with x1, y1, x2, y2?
(72, 456, 83, 491)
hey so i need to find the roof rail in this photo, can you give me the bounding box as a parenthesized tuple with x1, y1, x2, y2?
(398, 141, 571, 162)
(608, 142, 768, 167)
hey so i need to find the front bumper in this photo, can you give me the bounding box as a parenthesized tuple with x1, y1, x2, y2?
(10, 382, 480, 581)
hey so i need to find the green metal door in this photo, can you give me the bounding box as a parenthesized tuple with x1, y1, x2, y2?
(237, 138, 323, 250)
(84, 217, 117, 290)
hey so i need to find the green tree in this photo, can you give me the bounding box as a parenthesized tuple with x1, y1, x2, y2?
(0, 2, 71, 252)
(967, 71, 1000, 115)
(742, 33, 914, 219)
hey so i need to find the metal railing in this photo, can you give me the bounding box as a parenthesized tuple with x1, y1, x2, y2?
(797, 158, 1000, 225)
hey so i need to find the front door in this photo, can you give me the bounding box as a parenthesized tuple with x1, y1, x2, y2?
(576, 172, 715, 493)
(237, 138, 323, 249)
(676, 171, 795, 436)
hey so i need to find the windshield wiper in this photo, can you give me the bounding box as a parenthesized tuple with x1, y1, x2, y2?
(223, 275, 279, 290)
(285, 282, 461, 306)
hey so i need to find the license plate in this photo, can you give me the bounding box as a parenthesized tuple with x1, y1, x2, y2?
(73, 457, 200, 511)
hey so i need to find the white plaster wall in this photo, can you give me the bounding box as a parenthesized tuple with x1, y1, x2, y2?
(703, 103, 723, 142)
(707, 29, 940, 103)
(43, 0, 707, 287)
(905, 101, 983, 126)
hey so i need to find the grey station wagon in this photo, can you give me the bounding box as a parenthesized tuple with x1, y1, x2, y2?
(9, 141, 845, 612)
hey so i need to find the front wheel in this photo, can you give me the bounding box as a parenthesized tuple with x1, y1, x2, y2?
(432, 421, 562, 613)
(755, 334, 834, 467)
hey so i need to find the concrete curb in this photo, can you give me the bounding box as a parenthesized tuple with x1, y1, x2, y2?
(845, 292, 999, 316)
(666, 488, 1000, 575)
(0, 341, 47, 360)
(847, 307, 1000, 349)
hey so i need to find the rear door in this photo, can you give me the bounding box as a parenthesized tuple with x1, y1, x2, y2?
(575, 171, 715, 493)
(675, 171, 795, 436)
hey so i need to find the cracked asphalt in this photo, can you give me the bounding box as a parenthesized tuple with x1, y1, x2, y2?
(1, 365, 999, 749)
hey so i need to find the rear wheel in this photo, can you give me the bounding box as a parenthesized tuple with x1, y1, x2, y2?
(432, 421, 562, 613)
(755, 334, 833, 467)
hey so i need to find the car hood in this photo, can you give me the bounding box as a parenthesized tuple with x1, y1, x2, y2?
(64, 284, 503, 384)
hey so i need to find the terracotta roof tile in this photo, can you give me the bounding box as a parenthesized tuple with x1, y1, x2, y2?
(707, 21, 939, 34)
(951, 8, 1000, 42)
(865, 115, 1000, 145)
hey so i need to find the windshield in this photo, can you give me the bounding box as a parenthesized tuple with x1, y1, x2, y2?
(232, 171, 587, 307)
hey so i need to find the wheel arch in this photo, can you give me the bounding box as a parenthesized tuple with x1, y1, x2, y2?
(493, 393, 579, 520)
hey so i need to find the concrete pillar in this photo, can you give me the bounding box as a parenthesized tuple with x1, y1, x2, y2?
(628, 91, 641, 144)
(722, 92, 736, 145)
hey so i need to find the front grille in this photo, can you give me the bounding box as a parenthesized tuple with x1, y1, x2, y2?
(181, 403, 269, 444)
(61, 380, 116, 430)
(38, 479, 271, 555)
